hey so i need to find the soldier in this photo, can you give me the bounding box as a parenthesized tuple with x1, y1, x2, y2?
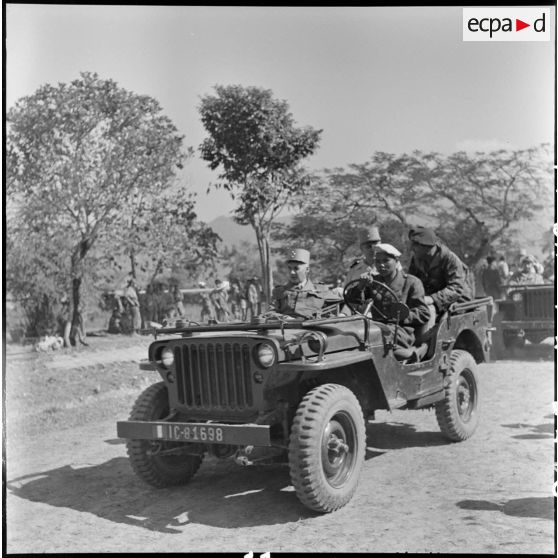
(372, 243, 430, 361)
(123, 278, 142, 334)
(408, 226, 473, 316)
(345, 225, 382, 285)
(211, 278, 231, 322)
(508, 256, 544, 286)
(269, 248, 326, 319)
(198, 281, 216, 322)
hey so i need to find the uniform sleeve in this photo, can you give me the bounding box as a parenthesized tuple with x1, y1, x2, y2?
(430, 253, 472, 312)
(403, 277, 430, 326)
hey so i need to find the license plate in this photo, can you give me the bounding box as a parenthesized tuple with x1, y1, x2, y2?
(163, 423, 224, 442)
(117, 420, 271, 446)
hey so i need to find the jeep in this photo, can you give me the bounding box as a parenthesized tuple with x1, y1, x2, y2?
(491, 282, 554, 358)
(117, 279, 494, 513)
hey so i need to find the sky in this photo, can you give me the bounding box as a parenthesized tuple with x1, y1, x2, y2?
(5, 4, 556, 223)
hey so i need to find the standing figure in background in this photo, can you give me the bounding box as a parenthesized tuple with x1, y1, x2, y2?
(211, 278, 231, 322)
(497, 254, 509, 286)
(171, 284, 186, 318)
(142, 284, 158, 326)
(482, 256, 504, 300)
(123, 278, 142, 334)
(246, 277, 261, 319)
(198, 281, 216, 322)
(228, 280, 242, 320)
(239, 280, 248, 321)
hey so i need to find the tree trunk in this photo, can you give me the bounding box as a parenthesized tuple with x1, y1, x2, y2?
(129, 247, 137, 279)
(68, 239, 92, 348)
(253, 225, 272, 305)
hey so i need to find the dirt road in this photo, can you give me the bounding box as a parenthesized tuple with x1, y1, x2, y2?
(5, 347, 555, 554)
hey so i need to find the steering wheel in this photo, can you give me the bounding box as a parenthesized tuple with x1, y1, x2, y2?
(343, 277, 409, 323)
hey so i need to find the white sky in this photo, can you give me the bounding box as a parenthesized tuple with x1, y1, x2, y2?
(6, 5, 556, 222)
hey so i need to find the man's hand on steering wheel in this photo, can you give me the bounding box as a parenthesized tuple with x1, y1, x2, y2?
(343, 277, 401, 322)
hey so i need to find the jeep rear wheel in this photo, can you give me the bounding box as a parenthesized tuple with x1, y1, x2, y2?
(126, 382, 203, 487)
(288, 383, 365, 513)
(435, 350, 480, 441)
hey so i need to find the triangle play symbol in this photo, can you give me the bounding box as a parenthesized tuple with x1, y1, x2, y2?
(516, 19, 530, 31)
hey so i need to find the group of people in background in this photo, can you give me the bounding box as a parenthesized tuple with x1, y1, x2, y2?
(480, 249, 549, 300)
(108, 275, 264, 334)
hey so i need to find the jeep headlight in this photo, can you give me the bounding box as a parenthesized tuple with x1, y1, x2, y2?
(511, 292, 523, 302)
(161, 346, 174, 368)
(256, 342, 276, 368)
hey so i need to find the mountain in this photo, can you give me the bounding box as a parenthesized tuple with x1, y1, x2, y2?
(207, 215, 292, 248)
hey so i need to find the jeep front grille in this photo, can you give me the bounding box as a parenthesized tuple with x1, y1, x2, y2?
(174, 342, 254, 409)
(522, 288, 553, 319)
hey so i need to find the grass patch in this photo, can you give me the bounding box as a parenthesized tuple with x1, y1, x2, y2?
(5, 335, 159, 438)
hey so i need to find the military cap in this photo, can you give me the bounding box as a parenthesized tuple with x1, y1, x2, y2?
(287, 248, 310, 265)
(358, 225, 381, 244)
(521, 255, 535, 264)
(408, 225, 437, 246)
(198, 281, 206, 287)
(375, 243, 402, 259)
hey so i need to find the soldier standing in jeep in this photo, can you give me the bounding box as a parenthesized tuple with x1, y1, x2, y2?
(345, 225, 381, 284)
(408, 226, 474, 315)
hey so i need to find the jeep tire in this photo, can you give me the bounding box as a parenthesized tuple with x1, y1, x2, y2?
(435, 350, 480, 441)
(126, 382, 203, 487)
(288, 383, 366, 513)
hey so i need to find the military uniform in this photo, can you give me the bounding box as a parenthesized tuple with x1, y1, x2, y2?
(408, 244, 473, 313)
(270, 279, 326, 319)
(373, 269, 430, 349)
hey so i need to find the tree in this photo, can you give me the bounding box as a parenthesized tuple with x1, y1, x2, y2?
(283, 145, 553, 272)
(7, 72, 185, 345)
(106, 187, 221, 288)
(198, 84, 322, 302)
(414, 145, 553, 265)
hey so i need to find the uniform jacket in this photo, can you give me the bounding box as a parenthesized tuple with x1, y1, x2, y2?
(408, 244, 474, 312)
(374, 270, 430, 328)
(271, 279, 325, 319)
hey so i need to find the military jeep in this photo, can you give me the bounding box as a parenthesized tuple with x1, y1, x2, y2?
(117, 279, 494, 513)
(491, 283, 554, 358)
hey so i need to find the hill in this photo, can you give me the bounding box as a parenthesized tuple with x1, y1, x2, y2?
(207, 215, 293, 248)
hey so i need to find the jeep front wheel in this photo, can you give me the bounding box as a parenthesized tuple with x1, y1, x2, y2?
(435, 350, 480, 441)
(126, 382, 203, 487)
(288, 383, 366, 513)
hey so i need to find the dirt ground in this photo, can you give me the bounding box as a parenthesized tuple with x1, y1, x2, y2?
(4, 335, 556, 554)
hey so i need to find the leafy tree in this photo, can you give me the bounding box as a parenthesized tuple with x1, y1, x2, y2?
(7, 72, 185, 345)
(106, 187, 221, 288)
(283, 145, 552, 272)
(198, 84, 322, 302)
(412, 145, 553, 265)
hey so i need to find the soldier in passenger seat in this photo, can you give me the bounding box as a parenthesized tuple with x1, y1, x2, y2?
(268, 249, 327, 319)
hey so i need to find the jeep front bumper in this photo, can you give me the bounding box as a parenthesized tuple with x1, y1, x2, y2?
(117, 420, 271, 446)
